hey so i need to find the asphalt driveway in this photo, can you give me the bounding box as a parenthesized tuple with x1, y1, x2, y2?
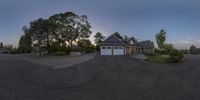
(0, 55, 200, 100)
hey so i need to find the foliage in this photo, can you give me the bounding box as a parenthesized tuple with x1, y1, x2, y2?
(77, 39, 95, 53)
(18, 26, 32, 53)
(77, 39, 91, 48)
(145, 54, 170, 64)
(113, 32, 123, 40)
(20, 11, 92, 56)
(156, 29, 166, 49)
(27, 18, 51, 56)
(180, 49, 189, 54)
(163, 43, 174, 53)
(123, 35, 129, 42)
(49, 42, 72, 54)
(169, 50, 184, 63)
(52, 51, 67, 56)
(94, 32, 105, 45)
(49, 12, 92, 47)
(94, 32, 105, 51)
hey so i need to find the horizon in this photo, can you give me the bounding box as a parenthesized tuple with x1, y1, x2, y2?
(0, 0, 200, 49)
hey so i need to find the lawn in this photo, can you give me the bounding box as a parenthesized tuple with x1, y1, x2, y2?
(145, 54, 170, 64)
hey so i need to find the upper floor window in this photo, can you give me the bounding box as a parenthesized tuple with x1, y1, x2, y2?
(130, 40, 134, 45)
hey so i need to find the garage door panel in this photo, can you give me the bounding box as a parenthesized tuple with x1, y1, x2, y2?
(113, 46, 124, 55)
(101, 46, 112, 55)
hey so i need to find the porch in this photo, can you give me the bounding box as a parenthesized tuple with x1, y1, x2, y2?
(126, 47, 143, 55)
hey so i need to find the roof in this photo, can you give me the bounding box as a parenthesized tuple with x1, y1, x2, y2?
(101, 34, 126, 46)
(126, 37, 140, 46)
(101, 34, 155, 49)
(139, 40, 155, 49)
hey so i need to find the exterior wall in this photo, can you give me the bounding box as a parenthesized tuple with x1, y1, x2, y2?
(126, 47, 142, 54)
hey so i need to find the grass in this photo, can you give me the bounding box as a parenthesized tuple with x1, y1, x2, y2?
(145, 54, 170, 64)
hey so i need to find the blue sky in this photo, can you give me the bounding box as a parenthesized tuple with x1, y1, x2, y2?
(0, 0, 200, 49)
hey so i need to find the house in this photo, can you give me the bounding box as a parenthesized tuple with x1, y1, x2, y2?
(194, 48, 200, 54)
(0, 48, 9, 54)
(100, 34, 155, 55)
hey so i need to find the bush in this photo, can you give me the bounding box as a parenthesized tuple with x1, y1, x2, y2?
(49, 43, 72, 54)
(169, 50, 184, 63)
(145, 54, 170, 64)
(52, 51, 66, 56)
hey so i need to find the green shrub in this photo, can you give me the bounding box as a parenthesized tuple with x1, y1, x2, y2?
(145, 55, 169, 64)
(169, 50, 184, 63)
(49, 43, 72, 54)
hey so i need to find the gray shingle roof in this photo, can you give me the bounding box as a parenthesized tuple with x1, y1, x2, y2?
(101, 34, 155, 49)
(139, 40, 154, 49)
(101, 34, 126, 46)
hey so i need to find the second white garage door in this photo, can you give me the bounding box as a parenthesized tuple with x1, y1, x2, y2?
(101, 46, 112, 55)
(113, 46, 124, 55)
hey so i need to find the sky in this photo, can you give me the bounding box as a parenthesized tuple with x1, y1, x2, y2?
(0, 0, 200, 49)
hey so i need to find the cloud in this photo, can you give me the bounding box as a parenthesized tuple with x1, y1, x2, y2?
(168, 39, 200, 50)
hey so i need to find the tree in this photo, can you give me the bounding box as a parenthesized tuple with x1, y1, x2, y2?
(77, 39, 91, 48)
(94, 32, 105, 45)
(123, 35, 129, 41)
(163, 43, 174, 54)
(156, 29, 166, 49)
(190, 45, 197, 54)
(0, 42, 3, 48)
(18, 26, 32, 53)
(49, 12, 92, 47)
(28, 18, 49, 56)
(18, 35, 25, 53)
(113, 32, 123, 40)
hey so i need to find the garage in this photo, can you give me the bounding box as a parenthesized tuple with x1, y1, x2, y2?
(100, 34, 126, 56)
(100, 46, 112, 55)
(100, 46, 125, 55)
(113, 46, 124, 55)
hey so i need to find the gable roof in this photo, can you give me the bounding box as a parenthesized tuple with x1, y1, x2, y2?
(126, 37, 139, 46)
(101, 34, 126, 46)
(101, 34, 155, 48)
(129, 37, 137, 43)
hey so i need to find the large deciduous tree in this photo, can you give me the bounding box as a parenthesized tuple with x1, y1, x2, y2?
(49, 12, 92, 47)
(28, 18, 49, 56)
(156, 29, 166, 49)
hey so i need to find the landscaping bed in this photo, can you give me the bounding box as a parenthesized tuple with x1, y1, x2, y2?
(145, 54, 170, 64)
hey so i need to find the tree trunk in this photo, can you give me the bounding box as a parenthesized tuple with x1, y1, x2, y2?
(68, 40, 73, 47)
(46, 32, 50, 54)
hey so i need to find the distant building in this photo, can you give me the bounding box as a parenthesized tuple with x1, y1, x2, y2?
(0, 48, 9, 54)
(195, 48, 200, 54)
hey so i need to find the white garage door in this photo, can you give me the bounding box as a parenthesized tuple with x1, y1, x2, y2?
(101, 46, 112, 55)
(113, 46, 124, 55)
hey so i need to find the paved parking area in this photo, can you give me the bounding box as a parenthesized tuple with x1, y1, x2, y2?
(0, 55, 200, 100)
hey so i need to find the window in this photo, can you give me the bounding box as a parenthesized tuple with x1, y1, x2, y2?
(102, 47, 106, 49)
(119, 47, 124, 49)
(107, 47, 112, 49)
(130, 40, 134, 45)
(114, 47, 118, 49)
